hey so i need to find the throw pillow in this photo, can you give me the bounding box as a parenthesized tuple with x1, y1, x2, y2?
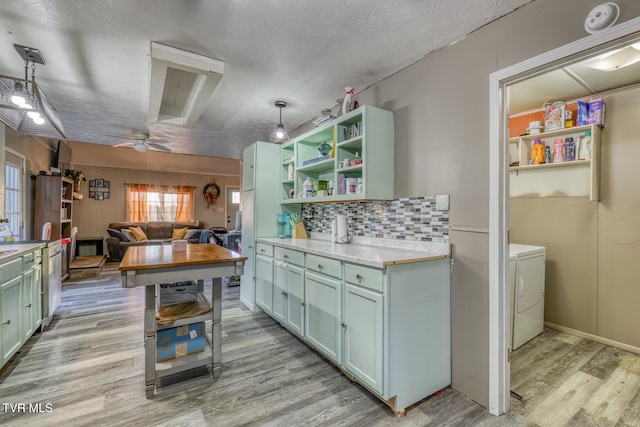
(129, 226, 148, 241)
(172, 227, 188, 239)
(107, 228, 127, 242)
(120, 229, 137, 242)
(184, 229, 202, 240)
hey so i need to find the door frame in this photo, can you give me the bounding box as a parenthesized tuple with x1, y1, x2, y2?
(488, 17, 640, 416)
(4, 147, 27, 240)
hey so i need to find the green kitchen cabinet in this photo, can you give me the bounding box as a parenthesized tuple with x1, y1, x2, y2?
(280, 105, 394, 204)
(305, 270, 342, 365)
(343, 281, 384, 394)
(1, 274, 23, 363)
(255, 253, 274, 315)
(273, 247, 305, 338)
(240, 141, 287, 312)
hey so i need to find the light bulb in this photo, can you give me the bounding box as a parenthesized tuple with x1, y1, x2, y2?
(19, 102, 32, 109)
(276, 130, 284, 139)
(33, 116, 45, 125)
(27, 111, 40, 119)
(11, 95, 25, 106)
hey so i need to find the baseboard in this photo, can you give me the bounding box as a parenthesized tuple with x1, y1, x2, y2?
(545, 321, 640, 355)
(239, 295, 256, 312)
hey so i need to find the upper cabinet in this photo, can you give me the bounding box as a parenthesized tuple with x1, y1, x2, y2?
(242, 143, 256, 191)
(280, 105, 394, 204)
(509, 124, 602, 201)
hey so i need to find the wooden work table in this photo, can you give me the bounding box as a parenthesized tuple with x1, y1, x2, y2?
(119, 244, 246, 397)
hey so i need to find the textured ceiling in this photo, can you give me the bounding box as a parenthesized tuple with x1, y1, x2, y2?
(0, 0, 533, 159)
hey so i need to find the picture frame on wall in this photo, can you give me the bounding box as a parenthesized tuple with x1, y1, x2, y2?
(95, 179, 104, 188)
(104, 181, 109, 188)
(89, 180, 96, 187)
(89, 191, 95, 198)
(104, 191, 110, 199)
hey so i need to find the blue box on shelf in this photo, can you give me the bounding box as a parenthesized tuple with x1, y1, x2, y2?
(156, 322, 206, 362)
(302, 154, 330, 166)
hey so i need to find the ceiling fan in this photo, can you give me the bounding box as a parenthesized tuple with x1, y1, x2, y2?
(112, 132, 171, 152)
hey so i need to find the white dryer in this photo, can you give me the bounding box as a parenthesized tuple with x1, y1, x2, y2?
(510, 244, 546, 350)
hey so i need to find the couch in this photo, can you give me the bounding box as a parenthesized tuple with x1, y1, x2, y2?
(106, 221, 205, 261)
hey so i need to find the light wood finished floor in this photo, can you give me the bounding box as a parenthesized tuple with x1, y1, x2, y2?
(0, 265, 638, 426)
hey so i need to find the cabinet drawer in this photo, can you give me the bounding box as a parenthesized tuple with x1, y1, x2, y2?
(22, 252, 35, 270)
(0, 258, 23, 283)
(274, 247, 304, 266)
(306, 253, 342, 279)
(255, 243, 273, 257)
(344, 263, 383, 293)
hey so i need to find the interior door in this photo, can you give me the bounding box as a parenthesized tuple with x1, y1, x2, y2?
(225, 186, 240, 230)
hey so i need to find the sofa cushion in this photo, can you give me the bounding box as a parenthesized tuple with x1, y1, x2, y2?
(147, 221, 173, 239)
(172, 227, 188, 239)
(107, 228, 128, 242)
(121, 229, 137, 242)
(130, 226, 148, 241)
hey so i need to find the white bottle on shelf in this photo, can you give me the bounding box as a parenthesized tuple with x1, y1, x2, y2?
(578, 130, 592, 160)
(303, 177, 313, 198)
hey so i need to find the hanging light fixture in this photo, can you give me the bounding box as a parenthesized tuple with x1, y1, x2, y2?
(270, 100, 289, 143)
(0, 44, 66, 139)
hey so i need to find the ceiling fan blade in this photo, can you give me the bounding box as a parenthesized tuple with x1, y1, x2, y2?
(113, 142, 134, 148)
(147, 142, 172, 152)
(147, 138, 170, 144)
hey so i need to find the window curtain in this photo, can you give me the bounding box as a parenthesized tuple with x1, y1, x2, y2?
(176, 186, 194, 221)
(126, 184, 194, 222)
(126, 184, 149, 222)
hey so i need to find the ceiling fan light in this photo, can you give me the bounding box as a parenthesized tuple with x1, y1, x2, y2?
(27, 111, 40, 119)
(133, 142, 149, 152)
(32, 116, 45, 125)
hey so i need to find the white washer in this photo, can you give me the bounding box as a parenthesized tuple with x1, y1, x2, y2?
(510, 244, 546, 350)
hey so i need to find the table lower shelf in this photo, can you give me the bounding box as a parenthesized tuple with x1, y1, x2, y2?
(155, 335, 214, 379)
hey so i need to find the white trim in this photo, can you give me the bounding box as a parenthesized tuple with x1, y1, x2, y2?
(489, 17, 640, 416)
(545, 322, 640, 355)
(224, 185, 240, 230)
(4, 147, 27, 240)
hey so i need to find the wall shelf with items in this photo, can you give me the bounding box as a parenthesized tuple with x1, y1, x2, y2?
(509, 124, 601, 201)
(281, 105, 394, 204)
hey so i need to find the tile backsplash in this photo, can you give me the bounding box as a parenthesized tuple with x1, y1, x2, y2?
(301, 196, 449, 243)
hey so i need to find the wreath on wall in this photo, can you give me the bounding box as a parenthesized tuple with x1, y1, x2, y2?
(203, 181, 221, 208)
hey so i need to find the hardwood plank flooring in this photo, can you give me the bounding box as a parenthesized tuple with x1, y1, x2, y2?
(0, 265, 638, 426)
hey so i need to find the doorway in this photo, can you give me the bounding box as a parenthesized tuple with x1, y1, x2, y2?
(4, 149, 26, 241)
(489, 18, 640, 415)
(225, 186, 240, 230)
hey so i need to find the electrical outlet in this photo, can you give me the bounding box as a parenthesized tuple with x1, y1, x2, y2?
(436, 195, 449, 211)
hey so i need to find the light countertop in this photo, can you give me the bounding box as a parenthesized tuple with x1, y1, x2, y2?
(256, 237, 449, 268)
(0, 242, 47, 265)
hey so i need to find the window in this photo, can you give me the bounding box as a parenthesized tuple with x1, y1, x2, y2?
(231, 191, 240, 204)
(126, 184, 195, 222)
(4, 151, 24, 240)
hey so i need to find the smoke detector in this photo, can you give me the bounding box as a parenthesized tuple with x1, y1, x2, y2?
(585, 2, 620, 34)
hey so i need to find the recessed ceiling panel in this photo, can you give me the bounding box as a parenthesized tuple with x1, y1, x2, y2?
(160, 67, 200, 118)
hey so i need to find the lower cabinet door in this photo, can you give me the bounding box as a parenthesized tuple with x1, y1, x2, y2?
(32, 264, 42, 330)
(273, 261, 287, 323)
(286, 264, 305, 338)
(255, 255, 274, 314)
(343, 283, 384, 394)
(21, 269, 35, 340)
(1, 275, 23, 363)
(305, 271, 341, 364)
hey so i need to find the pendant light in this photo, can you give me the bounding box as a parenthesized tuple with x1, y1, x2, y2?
(270, 100, 290, 143)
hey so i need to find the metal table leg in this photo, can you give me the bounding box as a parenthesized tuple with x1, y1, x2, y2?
(212, 277, 222, 378)
(144, 285, 157, 398)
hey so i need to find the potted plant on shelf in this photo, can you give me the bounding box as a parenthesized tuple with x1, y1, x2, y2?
(65, 169, 87, 199)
